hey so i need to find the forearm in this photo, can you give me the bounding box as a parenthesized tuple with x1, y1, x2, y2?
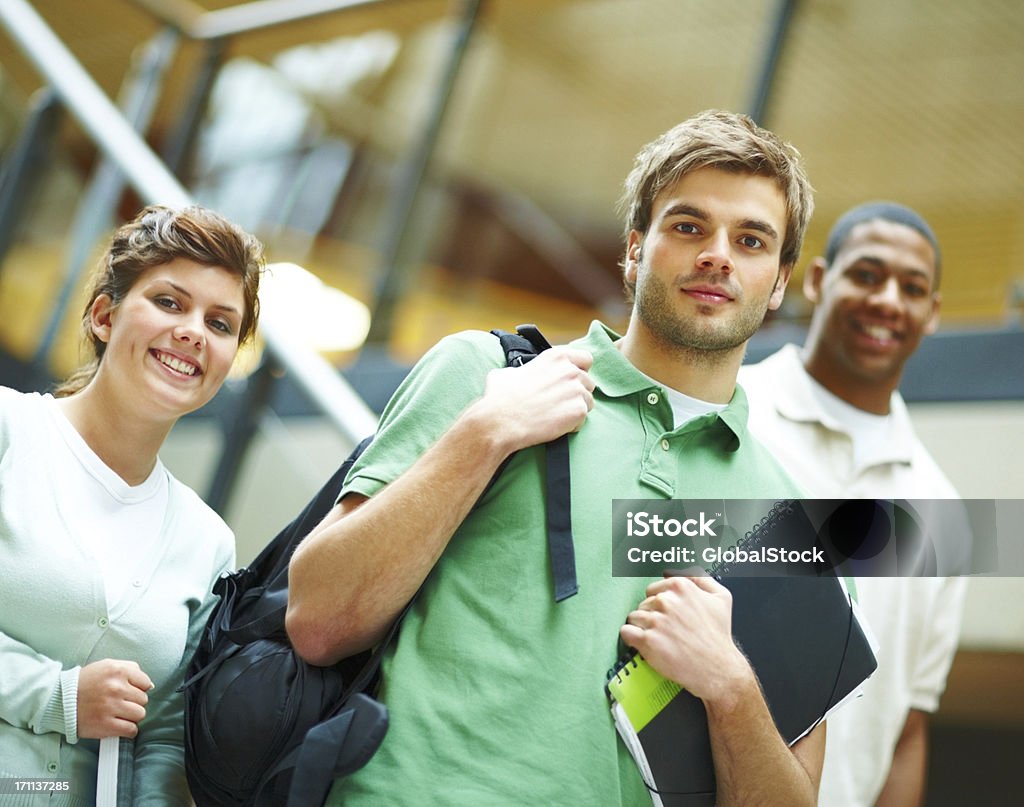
(288, 342, 594, 665)
(621, 577, 824, 805)
(287, 401, 517, 665)
(875, 709, 927, 807)
(132, 718, 190, 806)
(705, 669, 822, 807)
(132, 737, 190, 805)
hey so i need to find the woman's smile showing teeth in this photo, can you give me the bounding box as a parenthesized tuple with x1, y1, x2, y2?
(152, 349, 200, 377)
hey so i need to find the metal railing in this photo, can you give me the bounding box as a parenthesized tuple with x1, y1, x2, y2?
(0, 0, 379, 511)
(0, 1, 190, 208)
(133, 0, 393, 40)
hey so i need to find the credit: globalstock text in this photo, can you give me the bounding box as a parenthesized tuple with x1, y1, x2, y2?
(611, 498, 1022, 578)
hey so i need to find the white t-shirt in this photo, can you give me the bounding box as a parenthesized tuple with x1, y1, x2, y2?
(637, 370, 727, 429)
(45, 395, 168, 611)
(804, 377, 894, 469)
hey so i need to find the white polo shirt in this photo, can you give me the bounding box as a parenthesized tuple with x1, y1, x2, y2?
(739, 344, 967, 807)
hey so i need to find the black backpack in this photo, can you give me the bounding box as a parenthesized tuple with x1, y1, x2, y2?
(183, 325, 578, 806)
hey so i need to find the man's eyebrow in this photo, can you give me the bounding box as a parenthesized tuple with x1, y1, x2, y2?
(847, 255, 934, 281)
(740, 219, 779, 242)
(661, 205, 780, 242)
(661, 203, 708, 221)
(847, 256, 886, 271)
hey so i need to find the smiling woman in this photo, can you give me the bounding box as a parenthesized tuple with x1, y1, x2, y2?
(55, 206, 262, 400)
(0, 205, 264, 802)
(85, 257, 250, 434)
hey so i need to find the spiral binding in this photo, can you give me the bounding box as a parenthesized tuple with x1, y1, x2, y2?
(706, 499, 797, 579)
(607, 652, 639, 686)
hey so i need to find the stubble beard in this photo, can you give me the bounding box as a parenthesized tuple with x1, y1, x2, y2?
(634, 270, 773, 364)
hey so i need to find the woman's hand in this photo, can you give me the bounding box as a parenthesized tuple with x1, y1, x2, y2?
(77, 659, 154, 739)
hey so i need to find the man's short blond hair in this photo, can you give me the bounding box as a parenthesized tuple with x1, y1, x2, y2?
(619, 110, 814, 277)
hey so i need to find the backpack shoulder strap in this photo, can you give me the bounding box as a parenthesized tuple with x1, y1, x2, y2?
(491, 324, 552, 366)
(489, 325, 578, 602)
(543, 433, 576, 601)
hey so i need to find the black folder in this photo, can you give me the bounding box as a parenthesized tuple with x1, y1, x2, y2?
(606, 501, 877, 807)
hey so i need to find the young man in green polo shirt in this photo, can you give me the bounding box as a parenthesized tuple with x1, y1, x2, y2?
(287, 109, 823, 805)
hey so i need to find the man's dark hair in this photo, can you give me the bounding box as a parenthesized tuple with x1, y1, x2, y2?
(825, 201, 942, 284)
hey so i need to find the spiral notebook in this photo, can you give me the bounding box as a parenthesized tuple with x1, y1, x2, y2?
(606, 500, 877, 807)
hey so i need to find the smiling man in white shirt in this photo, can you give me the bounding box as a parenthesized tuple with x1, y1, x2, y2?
(739, 201, 967, 807)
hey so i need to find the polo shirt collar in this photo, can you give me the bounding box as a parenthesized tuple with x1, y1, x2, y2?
(574, 320, 748, 451)
(769, 343, 917, 462)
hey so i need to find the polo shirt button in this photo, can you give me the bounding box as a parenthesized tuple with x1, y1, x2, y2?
(661, 439, 670, 451)
(47, 761, 58, 773)
(647, 392, 659, 405)
(98, 617, 109, 628)
(132, 579, 143, 588)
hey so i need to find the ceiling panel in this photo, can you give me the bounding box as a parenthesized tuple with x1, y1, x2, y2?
(3, 0, 1022, 325)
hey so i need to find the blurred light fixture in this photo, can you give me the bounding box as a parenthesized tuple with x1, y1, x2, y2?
(258, 262, 370, 353)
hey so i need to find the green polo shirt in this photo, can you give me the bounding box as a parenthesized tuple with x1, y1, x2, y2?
(330, 321, 803, 806)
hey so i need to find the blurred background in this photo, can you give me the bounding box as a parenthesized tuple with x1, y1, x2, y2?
(1, 1, 1021, 802)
